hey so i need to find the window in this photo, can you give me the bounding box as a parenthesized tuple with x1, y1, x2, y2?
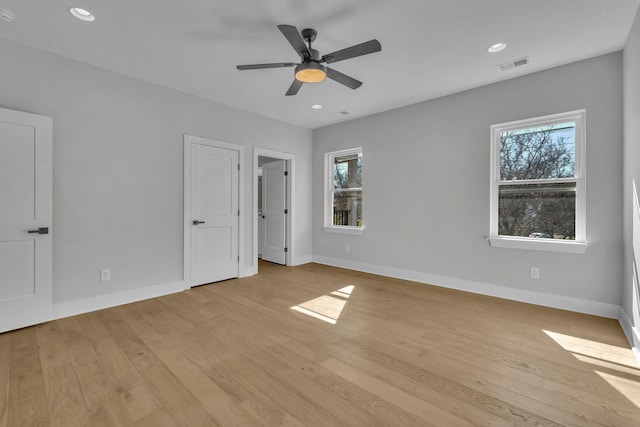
(489, 110, 586, 253)
(324, 148, 363, 234)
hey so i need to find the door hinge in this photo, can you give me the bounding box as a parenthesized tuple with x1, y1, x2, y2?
(238, 210, 240, 216)
(284, 247, 288, 253)
(237, 256, 240, 262)
(284, 171, 288, 176)
(237, 164, 240, 171)
(284, 209, 288, 214)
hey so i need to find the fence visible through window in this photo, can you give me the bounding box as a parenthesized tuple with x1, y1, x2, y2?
(333, 209, 350, 226)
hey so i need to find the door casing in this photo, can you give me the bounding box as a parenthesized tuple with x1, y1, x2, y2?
(253, 148, 294, 273)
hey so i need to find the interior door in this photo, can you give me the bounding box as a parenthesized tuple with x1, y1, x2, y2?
(190, 143, 239, 286)
(0, 107, 52, 333)
(261, 160, 286, 265)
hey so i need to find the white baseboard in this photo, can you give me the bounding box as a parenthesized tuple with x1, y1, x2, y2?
(312, 255, 620, 319)
(618, 307, 640, 365)
(242, 266, 258, 277)
(53, 280, 185, 321)
(292, 255, 313, 266)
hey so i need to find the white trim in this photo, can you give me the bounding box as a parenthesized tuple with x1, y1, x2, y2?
(618, 307, 640, 365)
(488, 236, 588, 253)
(323, 226, 365, 236)
(292, 255, 313, 266)
(312, 255, 620, 319)
(489, 109, 587, 248)
(242, 266, 258, 277)
(253, 148, 295, 270)
(52, 281, 185, 321)
(184, 135, 245, 289)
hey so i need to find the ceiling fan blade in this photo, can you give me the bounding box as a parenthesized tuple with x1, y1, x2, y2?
(285, 79, 303, 96)
(326, 68, 362, 90)
(236, 62, 296, 70)
(278, 25, 311, 59)
(322, 39, 381, 64)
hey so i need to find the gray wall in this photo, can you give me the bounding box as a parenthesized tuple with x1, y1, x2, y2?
(313, 53, 623, 306)
(623, 10, 640, 341)
(0, 39, 312, 305)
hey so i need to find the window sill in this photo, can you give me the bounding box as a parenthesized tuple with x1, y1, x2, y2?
(488, 236, 587, 254)
(324, 226, 364, 236)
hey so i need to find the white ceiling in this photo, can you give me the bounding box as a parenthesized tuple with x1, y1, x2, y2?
(1, 0, 638, 129)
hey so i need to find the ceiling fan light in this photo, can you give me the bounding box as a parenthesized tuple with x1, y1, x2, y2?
(69, 7, 95, 22)
(295, 62, 327, 83)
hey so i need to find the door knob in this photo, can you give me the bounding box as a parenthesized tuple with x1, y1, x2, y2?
(192, 220, 205, 225)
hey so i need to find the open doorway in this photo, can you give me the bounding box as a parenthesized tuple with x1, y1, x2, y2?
(253, 148, 294, 273)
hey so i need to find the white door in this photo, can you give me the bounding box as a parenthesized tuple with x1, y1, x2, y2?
(189, 142, 239, 286)
(0, 108, 52, 333)
(258, 173, 266, 258)
(261, 160, 286, 265)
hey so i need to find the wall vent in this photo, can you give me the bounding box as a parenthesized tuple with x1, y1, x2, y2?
(498, 57, 529, 71)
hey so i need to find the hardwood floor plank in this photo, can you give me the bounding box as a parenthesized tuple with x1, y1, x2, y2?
(137, 364, 217, 426)
(73, 360, 132, 426)
(131, 409, 177, 427)
(0, 333, 10, 427)
(326, 336, 559, 426)
(8, 328, 49, 426)
(224, 351, 346, 427)
(143, 336, 260, 426)
(92, 337, 162, 422)
(55, 317, 99, 368)
(35, 323, 70, 370)
(8, 372, 50, 426)
(321, 357, 470, 426)
(43, 363, 91, 427)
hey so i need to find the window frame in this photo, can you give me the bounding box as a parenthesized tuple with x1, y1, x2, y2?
(489, 110, 587, 253)
(324, 147, 364, 235)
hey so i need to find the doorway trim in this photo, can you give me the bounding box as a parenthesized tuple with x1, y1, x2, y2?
(184, 135, 245, 289)
(253, 148, 294, 274)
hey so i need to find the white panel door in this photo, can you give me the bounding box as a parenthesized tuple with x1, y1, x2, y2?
(190, 143, 239, 285)
(262, 160, 286, 265)
(0, 107, 52, 333)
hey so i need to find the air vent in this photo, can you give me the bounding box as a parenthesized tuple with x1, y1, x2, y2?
(498, 57, 529, 71)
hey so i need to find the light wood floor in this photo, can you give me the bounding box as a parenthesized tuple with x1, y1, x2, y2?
(1, 261, 639, 426)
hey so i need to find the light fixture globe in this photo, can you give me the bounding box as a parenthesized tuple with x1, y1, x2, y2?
(295, 62, 327, 83)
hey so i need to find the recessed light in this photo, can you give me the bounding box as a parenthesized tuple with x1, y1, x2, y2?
(488, 42, 507, 53)
(312, 104, 323, 110)
(0, 8, 16, 23)
(69, 7, 95, 22)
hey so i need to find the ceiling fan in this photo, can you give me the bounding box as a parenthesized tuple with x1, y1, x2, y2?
(236, 25, 381, 96)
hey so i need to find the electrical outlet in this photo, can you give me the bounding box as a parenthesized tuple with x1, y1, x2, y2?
(530, 267, 540, 279)
(344, 244, 350, 253)
(101, 269, 111, 282)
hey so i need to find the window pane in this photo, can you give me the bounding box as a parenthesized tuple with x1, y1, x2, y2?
(500, 123, 575, 180)
(334, 153, 362, 189)
(498, 182, 576, 239)
(333, 190, 362, 226)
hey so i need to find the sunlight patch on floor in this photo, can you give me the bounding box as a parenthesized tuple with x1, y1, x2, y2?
(572, 352, 640, 374)
(542, 329, 633, 362)
(290, 285, 354, 325)
(595, 370, 640, 408)
(543, 329, 640, 408)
